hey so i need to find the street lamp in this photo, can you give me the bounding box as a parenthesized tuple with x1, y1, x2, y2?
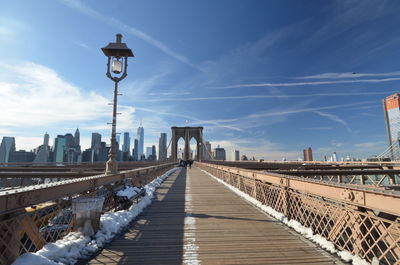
(102, 33, 134, 174)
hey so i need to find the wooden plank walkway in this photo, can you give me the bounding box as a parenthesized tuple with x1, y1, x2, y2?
(86, 167, 345, 264)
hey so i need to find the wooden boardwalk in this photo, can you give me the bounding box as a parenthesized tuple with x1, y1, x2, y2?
(87, 167, 344, 264)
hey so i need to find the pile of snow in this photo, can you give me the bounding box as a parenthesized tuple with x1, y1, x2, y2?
(200, 169, 374, 265)
(116, 186, 141, 199)
(13, 167, 179, 265)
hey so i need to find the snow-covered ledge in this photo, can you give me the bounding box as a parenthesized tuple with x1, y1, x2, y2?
(13, 167, 180, 265)
(200, 168, 378, 265)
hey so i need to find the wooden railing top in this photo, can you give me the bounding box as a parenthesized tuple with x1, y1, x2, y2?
(197, 162, 400, 216)
(0, 162, 176, 214)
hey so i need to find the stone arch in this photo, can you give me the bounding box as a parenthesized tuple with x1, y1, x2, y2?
(171, 126, 203, 161)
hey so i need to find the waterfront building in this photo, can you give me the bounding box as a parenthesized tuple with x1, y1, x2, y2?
(303, 147, 313, 161)
(214, 145, 226, 160)
(34, 133, 50, 163)
(146, 147, 152, 158)
(73, 128, 80, 150)
(122, 132, 130, 154)
(53, 135, 66, 163)
(383, 93, 400, 160)
(98, 142, 108, 162)
(152, 145, 157, 160)
(0, 137, 16, 163)
(10, 150, 35, 163)
(43, 132, 49, 146)
(332, 152, 338, 162)
(158, 133, 167, 161)
(137, 125, 144, 159)
(91, 133, 101, 149)
(233, 150, 240, 161)
(133, 139, 139, 160)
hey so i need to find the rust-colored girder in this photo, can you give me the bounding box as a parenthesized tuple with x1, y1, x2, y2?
(0, 162, 176, 214)
(268, 169, 400, 175)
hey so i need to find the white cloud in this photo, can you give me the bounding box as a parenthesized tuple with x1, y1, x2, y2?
(0, 61, 111, 127)
(354, 141, 385, 149)
(0, 61, 143, 150)
(301, 127, 332, 130)
(73, 41, 90, 50)
(209, 138, 299, 161)
(211, 77, 400, 89)
(313, 111, 351, 132)
(58, 0, 198, 70)
(0, 17, 27, 40)
(143, 91, 395, 102)
(159, 101, 373, 134)
(223, 101, 373, 124)
(148, 92, 191, 96)
(297, 71, 400, 80)
(330, 140, 343, 148)
(135, 107, 244, 132)
(0, 26, 15, 38)
(13, 136, 43, 151)
(0, 128, 15, 135)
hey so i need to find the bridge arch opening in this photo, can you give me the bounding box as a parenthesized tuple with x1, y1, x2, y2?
(171, 126, 203, 161)
(189, 137, 198, 160)
(177, 137, 185, 159)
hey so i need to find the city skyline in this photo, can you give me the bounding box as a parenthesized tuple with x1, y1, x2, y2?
(1, 1, 400, 160)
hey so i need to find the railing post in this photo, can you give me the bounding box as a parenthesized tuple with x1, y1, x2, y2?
(253, 179, 257, 199)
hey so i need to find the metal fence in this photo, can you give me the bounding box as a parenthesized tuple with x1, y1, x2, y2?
(0, 162, 175, 265)
(197, 162, 400, 265)
(0, 161, 167, 189)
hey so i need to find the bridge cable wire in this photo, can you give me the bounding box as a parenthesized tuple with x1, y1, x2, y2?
(201, 138, 215, 161)
(377, 115, 400, 160)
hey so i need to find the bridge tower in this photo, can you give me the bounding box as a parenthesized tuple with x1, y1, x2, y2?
(171, 126, 203, 161)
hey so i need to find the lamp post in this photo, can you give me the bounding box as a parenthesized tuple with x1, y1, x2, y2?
(101, 34, 134, 174)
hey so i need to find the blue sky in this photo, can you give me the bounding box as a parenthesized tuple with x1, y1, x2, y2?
(1, 0, 400, 160)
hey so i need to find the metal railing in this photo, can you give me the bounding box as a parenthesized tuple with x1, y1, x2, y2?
(0, 161, 173, 190)
(204, 160, 400, 187)
(196, 162, 400, 265)
(0, 162, 176, 265)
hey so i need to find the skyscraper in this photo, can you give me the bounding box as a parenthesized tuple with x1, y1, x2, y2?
(73, 128, 80, 149)
(53, 135, 66, 163)
(233, 150, 240, 161)
(122, 132, 130, 154)
(34, 133, 50, 163)
(64, 133, 74, 149)
(214, 145, 226, 160)
(332, 152, 338, 162)
(0, 137, 16, 163)
(137, 125, 144, 160)
(91, 133, 102, 149)
(152, 145, 157, 160)
(43, 132, 49, 146)
(303, 147, 313, 161)
(133, 139, 139, 161)
(383, 93, 400, 160)
(146, 147, 152, 158)
(158, 133, 167, 161)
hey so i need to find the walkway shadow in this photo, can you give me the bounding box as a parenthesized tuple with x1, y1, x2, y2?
(84, 168, 187, 265)
(189, 213, 276, 223)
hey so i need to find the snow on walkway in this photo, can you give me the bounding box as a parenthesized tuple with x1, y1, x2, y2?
(200, 168, 375, 265)
(183, 169, 201, 265)
(13, 167, 180, 265)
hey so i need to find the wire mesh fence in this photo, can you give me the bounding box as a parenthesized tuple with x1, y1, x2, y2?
(0, 163, 175, 265)
(198, 162, 400, 265)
